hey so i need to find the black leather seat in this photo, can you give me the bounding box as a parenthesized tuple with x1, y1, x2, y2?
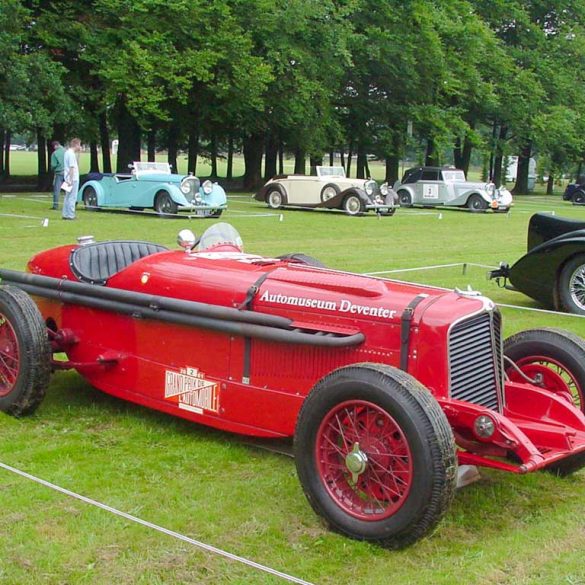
(70, 240, 168, 285)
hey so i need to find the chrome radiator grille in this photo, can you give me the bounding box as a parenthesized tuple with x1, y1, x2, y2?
(448, 311, 503, 411)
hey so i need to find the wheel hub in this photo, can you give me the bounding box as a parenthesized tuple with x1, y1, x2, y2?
(345, 442, 368, 483)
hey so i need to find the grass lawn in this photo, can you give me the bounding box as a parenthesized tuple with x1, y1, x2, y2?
(0, 189, 584, 584)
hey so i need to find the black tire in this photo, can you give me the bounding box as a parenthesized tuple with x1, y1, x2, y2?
(397, 190, 413, 207)
(320, 183, 340, 203)
(266, 188, 285, 209)
(559, 254, 585, 315)
(0, 286, 51, 417)
(295, 363, 457, 549)
(504, 328, 585, 414)
(209, 209, 223, 218)
(467, 194, 488, 212)
(154, 191, 178, 214)
(572, 190, 585, 205)
(82, 186, 98, 209)
(277, 253, 325, 268)
(343, 194, 364, 216)
(379, 208, 397, 216)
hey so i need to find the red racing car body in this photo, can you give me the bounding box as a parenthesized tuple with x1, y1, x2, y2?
(1, 223, 584, 548)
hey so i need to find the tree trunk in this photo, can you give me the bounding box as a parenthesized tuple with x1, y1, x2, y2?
(512, 140, 532, 195)
(167, 122, 179, 172)
(89, 141, 100, 172)
(461, 131, 474, 176)
(278, 143, 284, 174)
(226, 137, 234, 179)
(36, 129, 48, 189)
(546, 172, 554, 195)
(0, 128, 4, 176)
(187, 129, 199, 175)
(210, 135, 218, 177)
(425, 137, 438, 166)
(115, 97, 141, 172)
(264, 133, 278, 180)
(454, 136, 463, 170)
(340, 148, 345, 170)
(243, 133, 264, 190)
(575, 161, 582, 183)
(356, 142, 367, 179)
(4, 130, 11, 177)
(147, 129, 156, 162)
(45, 139, 52, 176)
(346, 144, 353, 177)
(492, 125, 508, 188)
(329, 150, 334, 166)
(98, 111, 112, 173)
(294, 148, 305, 174)
(385, 155, 399, 184)
(309, 155, 322, 176)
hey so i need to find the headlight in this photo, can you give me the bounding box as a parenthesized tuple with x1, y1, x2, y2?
(364, 181, 375, 196)
(485, 183, 496, 196)
(380, 182, 389, 196)
(180, 181, 191, 195)
(202, 180, 213, 195)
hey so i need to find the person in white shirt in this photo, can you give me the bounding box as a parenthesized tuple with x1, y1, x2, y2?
(63, 138, 81, 220)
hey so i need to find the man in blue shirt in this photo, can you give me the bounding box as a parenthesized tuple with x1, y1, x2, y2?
(49, 141, 65, 210)
(63, 138, 81, 220)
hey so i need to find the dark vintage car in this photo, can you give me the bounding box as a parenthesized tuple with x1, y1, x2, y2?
(490, 213, 585, 314)
(563, 179, 585, 205)
(1, 223, 585, 548)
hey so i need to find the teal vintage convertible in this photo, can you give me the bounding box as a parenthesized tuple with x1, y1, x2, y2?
(78, 162, 227, 216)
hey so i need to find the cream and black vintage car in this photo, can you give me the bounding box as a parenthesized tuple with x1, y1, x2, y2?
(255, 166, 399, 216)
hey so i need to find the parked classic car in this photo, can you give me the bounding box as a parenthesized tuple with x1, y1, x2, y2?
(563, 179, 585, 205)
(255, 166, 398, 216)
(393, 166, 513, 212)
(490, 213, 585, 315)
(1, 223, 585, 548)
(78, 162, 227, 216)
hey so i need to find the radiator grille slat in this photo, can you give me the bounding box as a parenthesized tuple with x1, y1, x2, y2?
(449, 311, 503, 411)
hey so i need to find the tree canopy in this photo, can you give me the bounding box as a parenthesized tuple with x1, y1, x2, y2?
(1, 0, 583, 191)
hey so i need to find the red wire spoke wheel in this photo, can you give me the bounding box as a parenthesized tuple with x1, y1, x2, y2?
(0, 286, 51, 417)
(504, 328, 585, 414)
(0, 315, 20, 397)
(295, 364, 456, 548)
(507, 355, 583, 410)
(316, 400, 413, 520)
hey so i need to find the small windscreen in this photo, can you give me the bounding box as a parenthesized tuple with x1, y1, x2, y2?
(317, 166, 346, 178)
(198, 223, 244, 252)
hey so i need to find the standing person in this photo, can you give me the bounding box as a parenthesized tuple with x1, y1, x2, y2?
(49, 141, 65, 210)
(63, 138, 81, 220)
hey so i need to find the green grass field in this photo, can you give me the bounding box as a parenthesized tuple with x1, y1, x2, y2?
(1, 186, 585, 584)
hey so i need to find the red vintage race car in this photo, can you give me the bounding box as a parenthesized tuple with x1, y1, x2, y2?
(1, 223, 585, 549)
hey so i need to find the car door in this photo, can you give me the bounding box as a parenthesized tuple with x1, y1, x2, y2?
(418, 169, 441, 205)
(110, 174, 138, 206)
(287, 177, 320, 205)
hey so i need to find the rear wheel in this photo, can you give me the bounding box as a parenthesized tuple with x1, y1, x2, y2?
(504, 328, 585, 413)
(321, 184, 340, 202)
(266, 188, 284, 209)
(295, 364, 456, 548)
(154, 191, 178, 214)
(82, 186, 98, 209)
(572, 190, 585, 205)
(559, 255, 585, 315)
(467, 194, 488, 212)
(398, 190, 412, 207)
(0, 286, 51, 417)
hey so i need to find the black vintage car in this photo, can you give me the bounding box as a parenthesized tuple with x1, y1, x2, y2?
(563, 179, 585, 205)
(490, 213, 585, 314)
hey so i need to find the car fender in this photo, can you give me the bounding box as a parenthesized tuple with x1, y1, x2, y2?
(255, 180, 287, 202)
(159, 184, 190, 207)
(319, 187, 368, 210)
(395, 184, 416, 199)
(508, 238, 585, 308)
(460, 191, 490, 207)
(199, 183, 228, 207)
(78, 180, 105, 204)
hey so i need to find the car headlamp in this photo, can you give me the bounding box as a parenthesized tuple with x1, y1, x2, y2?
(202, 180, 213, 195)
(180, 181, 191, 195)
(485, 183, 496, 196)
(365, 181, 375, 196)
(380, 182, 389, 196)
(474, 415, 495, 439)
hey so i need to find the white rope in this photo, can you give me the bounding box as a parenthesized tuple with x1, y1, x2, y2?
(0, 461, 315, 585)
(0, 212, 47, 220)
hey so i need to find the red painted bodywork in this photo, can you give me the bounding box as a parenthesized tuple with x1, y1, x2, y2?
(26, 241, 585, 474)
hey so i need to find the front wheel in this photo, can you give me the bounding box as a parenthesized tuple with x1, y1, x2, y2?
(397, 190, 412, 207)
(295, 364, 457, 549)
(154, 191, 178, 214)
(343, 194, 364, 216)
(0, 286, 51, 417)
(467, 194, 488, 212)
(266, 188, 284, 209)
(572, 190, 585, 205)
(558, 255, 585, 315)
(504, 328, 585, 413)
